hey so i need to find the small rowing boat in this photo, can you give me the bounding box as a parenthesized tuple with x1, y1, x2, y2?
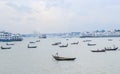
(27, 44, 37, 48)
(1, 46, 11, 49)
(91, 49, 105, 52)
(59, 44, 68, 47)
(52, 55, 76, 61)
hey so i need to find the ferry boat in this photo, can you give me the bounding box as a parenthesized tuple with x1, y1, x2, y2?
(0, 31, 23, 42)
(39, 34, 47, 39)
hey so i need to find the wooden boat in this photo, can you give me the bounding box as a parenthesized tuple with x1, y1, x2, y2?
(87, 43, 96, 46)
(28, 44, 37, 48)
(83, 40, 92, 42)
(29, 41, 35, 43)
(1, 46, 11, 49)
(104, 47, 118, 51)
(6, 43, 14, 45)
(91, 49, 105, 52)
(36, 40, 40, 42)
(59, 44, 68, 47)
(71, 41, 79, 45)
(52, 55, 76, 61)
(52, 42, 61, 46)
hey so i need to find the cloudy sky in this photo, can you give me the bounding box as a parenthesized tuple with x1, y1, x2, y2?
(0, 0, 120, 33)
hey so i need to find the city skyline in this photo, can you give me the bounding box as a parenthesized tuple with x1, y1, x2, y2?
(0, 0, 120, 33)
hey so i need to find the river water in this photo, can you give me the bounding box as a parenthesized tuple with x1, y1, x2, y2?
(0, 37, 120, 74)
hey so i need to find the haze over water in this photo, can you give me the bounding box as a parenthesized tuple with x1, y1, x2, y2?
(0, 37, 120, 74)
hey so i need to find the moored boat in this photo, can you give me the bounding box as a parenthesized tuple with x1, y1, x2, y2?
(1, 46, 11, 49)
(6, 43, 14, 45)
(87, 43, 96, 46)
(36, 40, 40, 42)
(59, 44, 68, 47)
(52, 42, 61, 46)
(27, 44, 37, 48)
(71, 41, 79, 45)
(104, 47, 118, 51)
(52, 55, 76, 61)
(29, 41, 36, 43)
(91, 49, 105, 52)
(83, 40, 92, 42)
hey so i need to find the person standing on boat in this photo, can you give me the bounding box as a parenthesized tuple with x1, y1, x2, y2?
(56, 52, 59, 57)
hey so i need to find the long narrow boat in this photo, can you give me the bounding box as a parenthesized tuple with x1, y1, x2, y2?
(59, 44, 68, 47)
(1, 46, 11, 49)
(6, 43, 14, 45)
(71, 41, 79, 45)
(91, 49, 105, 52)
(52, 55, 76, 61)
(27, 44, 37, 48)
(36, 40, 40, 42)
(83, 40, 92, 42)
(104, 47, 118, 51)
(87, 43, 96, 46)
(52, 42, 61, 46)
(29, 41, 36, 43)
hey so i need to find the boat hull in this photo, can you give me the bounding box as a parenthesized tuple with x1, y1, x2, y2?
(91, 50, 105, 52)
(105, 47, 118, 51)
(1, 46, 11, 49)
(52, 55, 76, 61)
(28, 46, 37, 48)
(88, 43, 96, 46)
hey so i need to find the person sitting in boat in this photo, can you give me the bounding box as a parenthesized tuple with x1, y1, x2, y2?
(56, 52, 59, 57)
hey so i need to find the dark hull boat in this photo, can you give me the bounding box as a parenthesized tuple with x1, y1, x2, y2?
(28, 46, 37, 48)
(52, 55, 76, 61)
(71, 41, 79, 45)
(28, 44, 37, 48)
(52, 42, 61, 46)
(29, 42, 35, 43)
(88, 43, 96, 46)
(36, 40, 40, 42)
(83, 40, 92, 42)
(91, 49, 105, 52)
(59, 44, 68, 47)
(105, 47, 118, 51)
(1, 46, 11, 49)
(6, 43, 14, 45)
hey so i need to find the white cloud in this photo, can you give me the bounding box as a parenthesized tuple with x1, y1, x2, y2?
(0, 0, 120, 33)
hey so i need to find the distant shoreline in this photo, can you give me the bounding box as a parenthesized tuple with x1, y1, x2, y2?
(80, 36, 120, 38)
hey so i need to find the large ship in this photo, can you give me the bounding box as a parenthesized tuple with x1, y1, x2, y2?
(0, 31, 23, 42)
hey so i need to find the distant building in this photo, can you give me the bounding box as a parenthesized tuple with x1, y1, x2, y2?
(68, 32, 80, 38)
(80, 30, 120, 38)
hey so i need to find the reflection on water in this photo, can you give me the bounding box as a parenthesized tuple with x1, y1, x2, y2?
(0, 37, 120, 74)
